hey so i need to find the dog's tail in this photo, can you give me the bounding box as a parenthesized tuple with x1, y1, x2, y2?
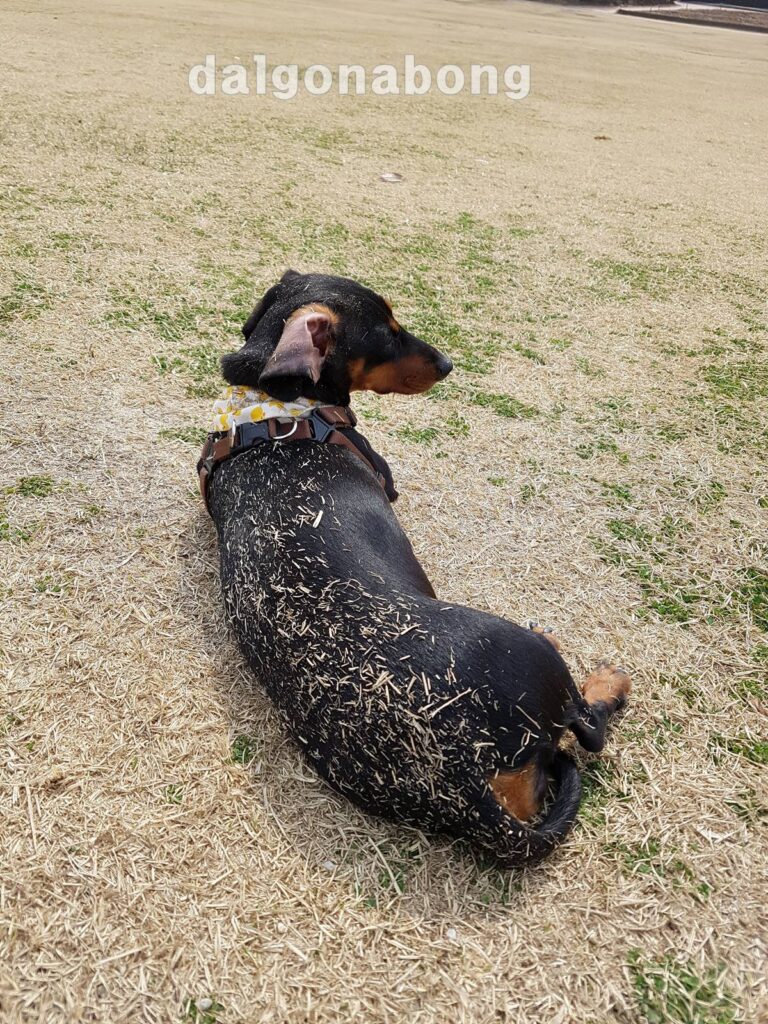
(472, 751, 583, 866)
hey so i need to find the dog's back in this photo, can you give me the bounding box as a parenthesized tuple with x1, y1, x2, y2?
(211, 442, 585, 863)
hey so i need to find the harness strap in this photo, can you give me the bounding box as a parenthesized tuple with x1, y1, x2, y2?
(197, 405, 398, 515)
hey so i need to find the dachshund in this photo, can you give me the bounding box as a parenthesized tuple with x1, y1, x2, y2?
(200, 269, 631, 865)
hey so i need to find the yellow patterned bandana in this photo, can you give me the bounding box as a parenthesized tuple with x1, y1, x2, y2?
(211, 386, 328, 433)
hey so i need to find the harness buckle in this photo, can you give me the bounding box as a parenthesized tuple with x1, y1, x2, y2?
(309, 409, 338, 442)
(234, 421, 272, 449)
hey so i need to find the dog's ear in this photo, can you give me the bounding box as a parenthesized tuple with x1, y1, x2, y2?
(241, 284, 278, 339)
(223, 271, 305, 387)
(241, 269, 302, 339)
(258, 308, 334, 401)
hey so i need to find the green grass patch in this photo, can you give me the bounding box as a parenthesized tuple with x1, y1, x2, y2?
(601, 482, 634, 505)
(396, 425, 440, 445)
(578, 758, 647, 829)
(164, 784, 184, 805)
(736, 567, 768, 631)
(609, 838, 710, 899)
(153, 343, 222, 398)
(8, 475, 54, 498)
(645, 587, 703, 624)
(703, 326, 764, 354)
(686, 392, 768, 454)
(443, 413, 470, 437)
(298, 125, 356, 152)
(656, 423, 688, 442)
(506, 225, 536, 239)
(724, 787, 768, 826)
(427, 380, 538, 420)
(33, 574, 69, 595)
(296, 217, 351, 272)
(576, 437, 628, 462)
(512, 341, 546, 365)
(591, 258, 659, 294)
(695, 480, 727, 513)
(548, 337, 572, 351)
(359, 840, 425, 907)
(0, 275, 52, 326)
(578, 759, 616, 828)
(710, 733, 768, 767)
(79, 504, 106, 522)
(702, 360, 768, 402)
(628, 951, 739, 1024)
(231, 735, 259, 766)
(595, 395, 631, 413)
(106, 291, 206, 345)
(589, 250, 700, 301)
(158, 426, 208, 446)
(659, 673, 703, 708)
(50, 231, 78, 251)
(470, 391, 538, 420)
(0, 508, 34, 543)
(729, 674, 766, 702)
(369, 213, 518, 373)
(596, 515, 720, 626)
(574, 355, 605, 378)
(182, 998, 224, 1024)
(607, 519, 656, 548)
(106, 268, 256, 392)
(405, 298, 468, 364)
(600, 548, 708, 625)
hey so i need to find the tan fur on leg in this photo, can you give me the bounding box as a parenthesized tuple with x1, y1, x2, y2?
(582, 662, 632, 707)
(488, 761, 544, 822)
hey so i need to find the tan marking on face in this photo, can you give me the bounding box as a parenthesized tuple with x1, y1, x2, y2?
(488, 761, 543, 823)
(348, 354, 441, 395)
(582, 664, 632, 706)
(381, 297, 401, 334)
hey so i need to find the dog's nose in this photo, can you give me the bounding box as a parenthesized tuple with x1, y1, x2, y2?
(436, 354, 453, 378)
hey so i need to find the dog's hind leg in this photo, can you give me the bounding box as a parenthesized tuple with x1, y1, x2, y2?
(567, 662, 632, 753)
(526, 620, 562, 652)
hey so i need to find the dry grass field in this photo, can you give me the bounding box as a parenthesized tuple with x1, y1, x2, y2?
(1, 0, 766, 1021)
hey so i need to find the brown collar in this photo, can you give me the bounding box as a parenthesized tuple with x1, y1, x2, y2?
(197, 405, 398, 515)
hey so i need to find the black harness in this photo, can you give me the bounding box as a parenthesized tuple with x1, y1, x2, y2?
(197, 405, 398, 513)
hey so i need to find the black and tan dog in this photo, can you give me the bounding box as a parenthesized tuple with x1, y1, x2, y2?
(201, 269, 630, 865)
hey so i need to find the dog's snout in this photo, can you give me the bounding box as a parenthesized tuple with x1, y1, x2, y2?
(436, 354, 453, 379)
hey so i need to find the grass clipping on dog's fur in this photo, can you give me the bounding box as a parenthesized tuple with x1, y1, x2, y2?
(1, 0, 766, 1021)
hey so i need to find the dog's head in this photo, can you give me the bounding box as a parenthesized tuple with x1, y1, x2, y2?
(221, 270, 453, 405)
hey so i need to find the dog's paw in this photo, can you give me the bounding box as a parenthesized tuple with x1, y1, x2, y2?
(526, 620, 561, 652)
(582, 662, 632, 707)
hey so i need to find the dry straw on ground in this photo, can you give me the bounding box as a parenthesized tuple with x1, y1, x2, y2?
(1, 0, 766, 1021)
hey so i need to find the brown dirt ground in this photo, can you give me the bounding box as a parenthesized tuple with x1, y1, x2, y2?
(1, 0, 766, 1022)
